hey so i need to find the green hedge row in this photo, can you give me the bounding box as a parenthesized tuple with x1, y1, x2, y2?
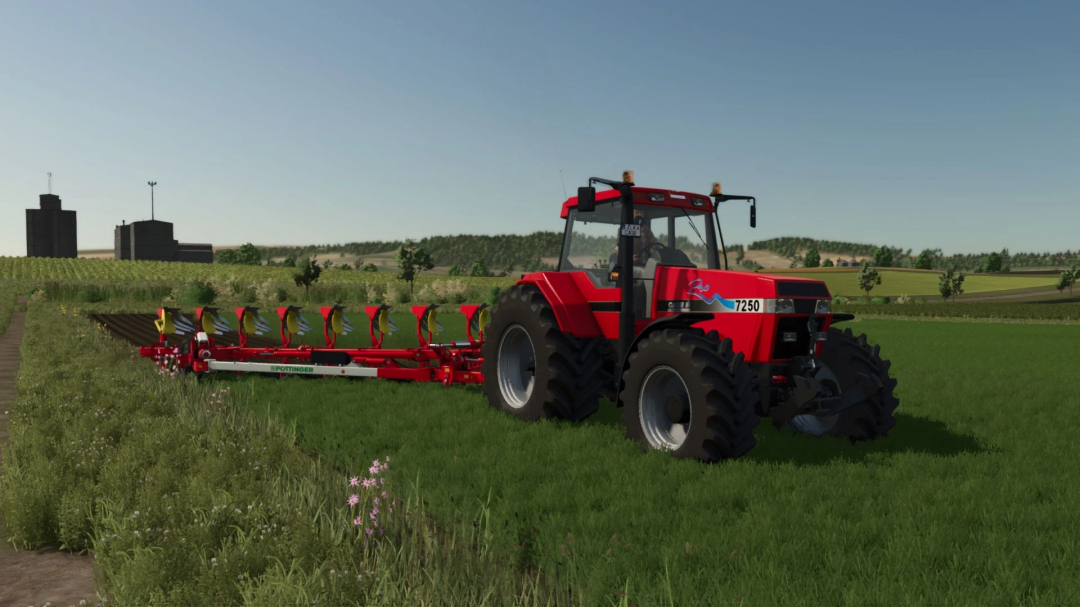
(835, 302, 1080, 321)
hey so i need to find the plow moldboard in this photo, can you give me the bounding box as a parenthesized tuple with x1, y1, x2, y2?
(88, 314, 281, 348)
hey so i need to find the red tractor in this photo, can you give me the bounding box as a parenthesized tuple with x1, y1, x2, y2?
(481, 172, 898, 461)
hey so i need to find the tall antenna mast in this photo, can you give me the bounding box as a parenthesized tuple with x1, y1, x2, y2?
(48, 172, 52, 194)
(147, 181, 158, 220)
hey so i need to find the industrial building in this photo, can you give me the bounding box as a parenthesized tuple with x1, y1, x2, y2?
(26, 193, 78, 258)
(113, 219, 213, 263)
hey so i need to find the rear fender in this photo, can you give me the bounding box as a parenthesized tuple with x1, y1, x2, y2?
(614, 312, 713, 405)
(518, 272, 602, 338)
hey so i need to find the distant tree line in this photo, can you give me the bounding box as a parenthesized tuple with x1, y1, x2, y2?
(754, 237, 1080, 272)
(217, 234, 1079, 276)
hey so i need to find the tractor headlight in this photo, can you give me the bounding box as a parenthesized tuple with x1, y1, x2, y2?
(815, 299, 832, 315)
(767, 298, 794, 314)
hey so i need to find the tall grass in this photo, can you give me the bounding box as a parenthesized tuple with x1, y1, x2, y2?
(0, 302, 569, 605)
(15, 277, 504, 308)
(0, 282, 17, 336)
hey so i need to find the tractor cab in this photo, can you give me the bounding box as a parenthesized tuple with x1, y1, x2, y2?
(559, 187, 723, 319)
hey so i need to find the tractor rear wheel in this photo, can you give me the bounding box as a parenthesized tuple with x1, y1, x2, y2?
(620, 329, 760, 462)
(787, 327, 899, 440)
(482, 285, 606, 422)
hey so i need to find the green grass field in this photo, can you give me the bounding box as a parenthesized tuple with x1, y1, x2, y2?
(768, 268, 1058, 297)
(199, 318, 1080, 605)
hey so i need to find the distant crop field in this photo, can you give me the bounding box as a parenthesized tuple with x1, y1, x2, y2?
(768, 268, 1057, 297)
(0, 256, 514, 288)
(201, 318, 1080, 605)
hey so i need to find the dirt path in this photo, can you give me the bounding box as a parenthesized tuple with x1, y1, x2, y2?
(959, 288, 1071, 302)
(0, 297, 99, 607)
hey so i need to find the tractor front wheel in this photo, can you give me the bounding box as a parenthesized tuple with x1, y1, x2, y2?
(620, 329, 760, 462)
(482, 285, 605, 422)
(787, 327, 899, 440)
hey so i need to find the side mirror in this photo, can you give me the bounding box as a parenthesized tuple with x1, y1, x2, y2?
(577, 186, 596, 213)
(750, 202, 756, 228)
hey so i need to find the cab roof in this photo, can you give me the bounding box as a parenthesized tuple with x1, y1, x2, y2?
(559, 186, 715, 219)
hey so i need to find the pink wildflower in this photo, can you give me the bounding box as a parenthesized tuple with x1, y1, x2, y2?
(370, 507, 379, 518)
(365, 527, 374, 536)
(353, 516, 363, 526)
(361, 478, 375, 489)
(381, 491, 388, 499)
(349, 477, 359, 486)
(348, 494, 359, 507)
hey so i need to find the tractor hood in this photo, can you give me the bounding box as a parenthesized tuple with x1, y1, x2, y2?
(653, 267, 833, 363)
(653, 268, 832, 313)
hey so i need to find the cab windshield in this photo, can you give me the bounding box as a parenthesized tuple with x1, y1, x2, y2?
(558, 201, 720, 276)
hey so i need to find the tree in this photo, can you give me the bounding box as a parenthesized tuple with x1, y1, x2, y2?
(469, 258, 489, 277)
(951, 271, 966, 300)
(857, 262, 881, 299)
(1000, 248, 1011, 272)
(353, 259, 364, 270)
(983, 252, 1003, 273)
(1055, 272, 1070, 293)
(293, 256, 322, 301)
(914, 249, 934, 270)
(282, 254, 297, 268)
(322, 259, 334, 270)
(447, 264, 462, 276)
(217, 249, 237, 264)
(229, 243, 262, 266)
(821, 258, 834, 268)
(803, 247, 821, 268)
(396, 239, 435, 294)
(938, 269, 964, 302)
(1057, 266, 1076, 294)
(873, 246, 893, 268)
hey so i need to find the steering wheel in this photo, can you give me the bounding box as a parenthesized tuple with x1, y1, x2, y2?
(636, 241, 667, 262)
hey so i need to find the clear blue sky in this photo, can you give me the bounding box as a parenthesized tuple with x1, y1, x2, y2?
(2, 0, 1077, 257)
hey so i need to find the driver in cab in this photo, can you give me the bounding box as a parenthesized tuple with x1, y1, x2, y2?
(611, 208, 659, 270)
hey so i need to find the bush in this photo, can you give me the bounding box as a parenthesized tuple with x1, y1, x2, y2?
(486, 286, 503, 306)
(870, 296, 891, 305)
(180, 280, 216, 305)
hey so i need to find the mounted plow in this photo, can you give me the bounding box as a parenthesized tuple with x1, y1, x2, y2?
(139, 304, 491, 386)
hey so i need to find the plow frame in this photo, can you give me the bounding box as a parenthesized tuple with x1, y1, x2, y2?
(139, 303, 490, 387)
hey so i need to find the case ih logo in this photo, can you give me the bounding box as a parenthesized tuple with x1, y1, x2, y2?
(686, 279, 736, 310)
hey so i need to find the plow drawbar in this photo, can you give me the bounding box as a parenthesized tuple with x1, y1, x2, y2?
(140, 304, 491, 386)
